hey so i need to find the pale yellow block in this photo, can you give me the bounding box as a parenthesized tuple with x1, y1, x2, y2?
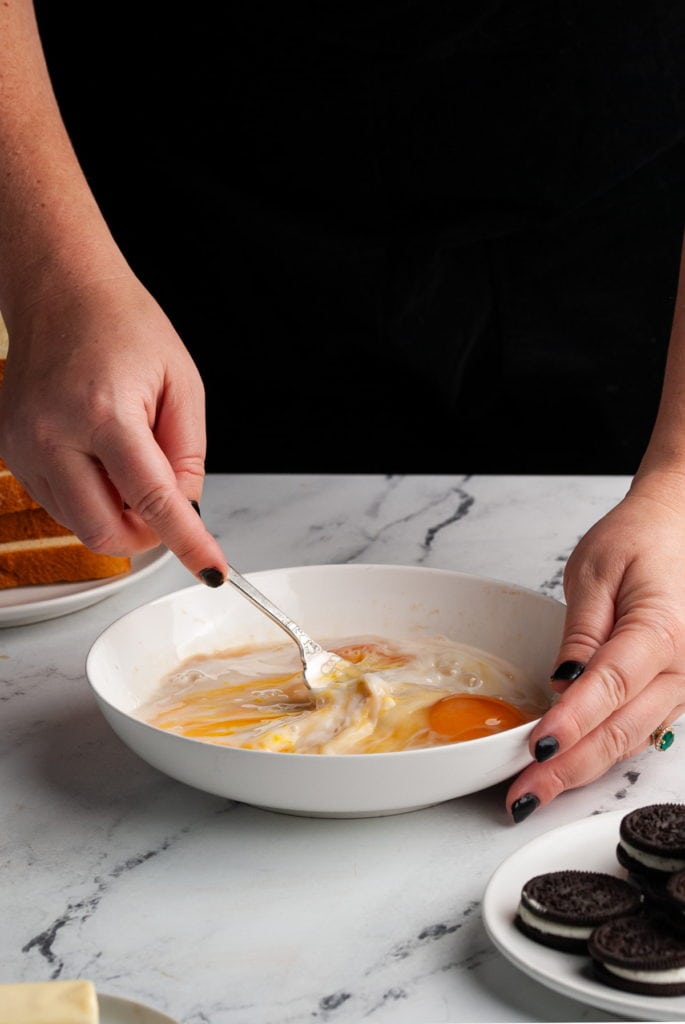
(0, 312, 7, 358)
(0, 979, 98, 1024)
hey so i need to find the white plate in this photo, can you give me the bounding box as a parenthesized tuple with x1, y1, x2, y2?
(0, 545, 174, 627)
(482, 809, 685, 1021)
(99, 993, 179, 1023)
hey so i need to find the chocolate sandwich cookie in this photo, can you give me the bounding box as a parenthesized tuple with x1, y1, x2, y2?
(616, 803, 685, 889)
(515, 870, 642, 954)
(639, 868, 685, 929)
(663, 871, 685, 936)
(589, 912, 685, 996)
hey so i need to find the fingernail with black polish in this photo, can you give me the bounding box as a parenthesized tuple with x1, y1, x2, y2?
(511, 793, 540, 823)
(190, 500, 201, 516)
(551, 660, 585, 682)
(535, 735, 559, 762)
(199, 567, 224, 588)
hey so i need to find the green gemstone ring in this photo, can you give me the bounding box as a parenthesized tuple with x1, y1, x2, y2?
(652, 725, 675, 752)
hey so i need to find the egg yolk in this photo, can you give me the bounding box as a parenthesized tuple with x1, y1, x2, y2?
(427, 693, 533, 742)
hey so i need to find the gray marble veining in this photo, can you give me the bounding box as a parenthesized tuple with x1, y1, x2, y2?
(1, 474, 678, 1024)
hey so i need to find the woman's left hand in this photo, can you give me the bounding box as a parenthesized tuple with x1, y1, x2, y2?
(506, 478, 685, 823)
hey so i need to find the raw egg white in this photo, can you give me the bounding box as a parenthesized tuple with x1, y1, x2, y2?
(136, 634, 547, 754)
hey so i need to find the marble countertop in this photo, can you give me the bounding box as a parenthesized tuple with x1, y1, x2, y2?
(2, 474, 682, 1024)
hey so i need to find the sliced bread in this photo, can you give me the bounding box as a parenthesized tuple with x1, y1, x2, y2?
(0, 533, 131, 589)
(0, 463, 41, 514)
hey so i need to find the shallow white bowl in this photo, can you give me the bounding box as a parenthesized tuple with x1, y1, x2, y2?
(86, 564, 565, 818)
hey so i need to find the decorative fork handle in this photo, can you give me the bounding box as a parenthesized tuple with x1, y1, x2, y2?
(226, 563, 325, 661)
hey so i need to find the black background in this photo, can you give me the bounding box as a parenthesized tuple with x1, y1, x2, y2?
(32, 2, 685, 474)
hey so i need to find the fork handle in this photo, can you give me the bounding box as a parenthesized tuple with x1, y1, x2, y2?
(226, 563, 324, 660)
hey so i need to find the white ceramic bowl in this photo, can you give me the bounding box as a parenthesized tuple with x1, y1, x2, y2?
(86, 564, 565, 818)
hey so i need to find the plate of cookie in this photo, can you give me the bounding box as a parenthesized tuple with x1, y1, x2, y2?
(483, 806, 685, 1022)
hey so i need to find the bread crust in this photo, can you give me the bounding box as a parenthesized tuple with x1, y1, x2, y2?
(0, 537, 130, 588)
(0, 506, 72, 542)
(0, 468, 40, 514)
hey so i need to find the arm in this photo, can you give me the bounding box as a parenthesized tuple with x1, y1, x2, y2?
(0, 0, 228, 582)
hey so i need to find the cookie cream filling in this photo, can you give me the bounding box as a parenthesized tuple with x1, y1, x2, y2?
(603, 962, 685, 983)
(517, 903, 592, 938)
(620, 838, 685, 873)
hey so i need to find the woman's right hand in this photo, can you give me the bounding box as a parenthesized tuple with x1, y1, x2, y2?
(0, 271, 228, 585)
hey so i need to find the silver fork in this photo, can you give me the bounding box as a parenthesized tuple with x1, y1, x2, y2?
(226, 563, 354, 692)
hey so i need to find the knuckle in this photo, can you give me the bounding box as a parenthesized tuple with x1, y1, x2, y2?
(595, 720, 633, 764)
(170, 453, 205, 482)
(649, 617, 678, 662)
(87, 384, 121, 421)
(30, 415, 63, 457)
(77, 523, 121, 554)
(134, 486, 175, 526)
(560, 619, 603, 650)
(542, 763, 573, 797)
(619, 613, 679, 662)
(593, 663, 630, 710)
(554, 702, 587, 747)
(564, 556, 604, 593)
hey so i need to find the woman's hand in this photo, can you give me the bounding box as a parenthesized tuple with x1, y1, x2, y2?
(506, 477, 685, 822)
(0, 273, 228, 584)
(0, 2, 227, 586)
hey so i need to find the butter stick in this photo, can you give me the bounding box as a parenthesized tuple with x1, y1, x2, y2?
(0, 980, 98, 1024)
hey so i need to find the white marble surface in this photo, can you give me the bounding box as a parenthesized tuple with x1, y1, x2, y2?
(1, 474, 682, 1024)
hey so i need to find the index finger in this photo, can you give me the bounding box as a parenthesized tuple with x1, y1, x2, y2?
(94, 421, 228, 584)
(125, 479, 228, 583)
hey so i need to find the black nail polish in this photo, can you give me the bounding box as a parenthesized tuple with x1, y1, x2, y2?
(535, 735, 559, 762)
(190, 500, 201, 516)
(511, 793, 540, 823)
(551, 660, 585, 682)
(199, 567, 224, 588)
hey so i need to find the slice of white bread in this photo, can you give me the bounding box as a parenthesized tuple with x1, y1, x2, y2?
(0, 347, 131, 588)
(0, 979, 99, 1024)
(0, 462, 40, 514)
(0, 505, 73, 542)
(0, 533, 131, 589)
(0, 486, 132, 589)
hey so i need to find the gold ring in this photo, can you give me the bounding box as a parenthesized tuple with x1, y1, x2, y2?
(651, 725, 675, 752)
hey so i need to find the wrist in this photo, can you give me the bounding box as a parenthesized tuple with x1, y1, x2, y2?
(0, 227, 130, 335)
(630, 454, 685, 506)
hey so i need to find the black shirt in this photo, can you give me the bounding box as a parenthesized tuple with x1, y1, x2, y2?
(33, 2, 685, 472)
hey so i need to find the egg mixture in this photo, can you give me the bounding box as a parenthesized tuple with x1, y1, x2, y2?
(136, 634, 550, 754)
